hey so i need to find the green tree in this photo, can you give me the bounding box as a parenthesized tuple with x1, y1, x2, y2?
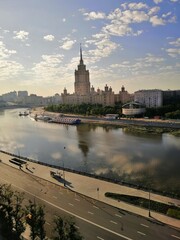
(26, 200, 46, 240)
(53, 216, 83, 240)
(0, 184, 25, 239)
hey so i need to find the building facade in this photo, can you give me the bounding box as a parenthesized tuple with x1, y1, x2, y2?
(134, 89, 163, 108)
(61, 46, 116, 106)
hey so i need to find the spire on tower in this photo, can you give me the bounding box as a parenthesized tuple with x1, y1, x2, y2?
(80, 43, 83, 64)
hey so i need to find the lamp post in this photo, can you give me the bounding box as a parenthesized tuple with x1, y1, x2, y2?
(63, 146, 66, 186)
(148, 190, 151, 217)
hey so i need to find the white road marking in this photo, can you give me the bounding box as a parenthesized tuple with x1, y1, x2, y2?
(137, 231, 146, 236)
(0, 177, 133, 240)
(110, 220, 118, 225)
(93, 205, 99, 209)
(140, 223, 149, 228)
(97, 236, 104, 240)
(88, 211, 94, 215)
(53, 196, 57, 199)
(172, 235, 180, 239)
(115, 214, 122, 218)
(75, 198, 80, 201)
(68, 203, 74, 206)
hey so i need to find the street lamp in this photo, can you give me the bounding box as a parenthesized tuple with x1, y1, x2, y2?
(63, 146, 66, 186)
(148, 190, 151, 217)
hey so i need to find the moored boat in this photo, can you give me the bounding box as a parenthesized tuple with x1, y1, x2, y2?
(49, 116, 81, 125)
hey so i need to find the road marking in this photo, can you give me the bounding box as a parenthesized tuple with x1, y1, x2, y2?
(88, 211, 94, 215)
(140, 223, 149, 228)
(75, 225, 80, 229)
(93, 205, 99, 209)
(110, 220, 118, 225)
(53, 196, 57, 199)
(75, 198, 80, 201)
(68, 203, 74, 206)
(137, 231, 146, 236)
(115, 214, 122, 218)
(97, 236, 104, 240)
(0, 177, 133, 240)
(172, 235, 180, 239)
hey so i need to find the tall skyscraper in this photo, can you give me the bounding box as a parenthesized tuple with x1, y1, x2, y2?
(74, 45, 90, 95)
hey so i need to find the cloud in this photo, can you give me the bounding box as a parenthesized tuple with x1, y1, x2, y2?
(62, 18, 66, 22)
(59, 37, 76, 50)
(169, 38, 180, 47)
(43, 34, 55, 41)
(0, 41, 17, 59)
(13, 30, 29, 41)
(0, 41, 24, 80)
(128, 2, 148, 10)
(85, 33, 120, 63)
(153, 0, 163, 4)
(150, 15, 165, 26)
(166, 48, 180, 57)
(83, 11, 106, 20)
(32, 54, 65, 83)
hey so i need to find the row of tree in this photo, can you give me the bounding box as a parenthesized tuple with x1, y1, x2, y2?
(45, 102, 180, 119)
(0, 184, 83, 240)
(44, 103, 121, 116)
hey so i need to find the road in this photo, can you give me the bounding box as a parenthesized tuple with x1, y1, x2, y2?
(0, 162, 179, 240)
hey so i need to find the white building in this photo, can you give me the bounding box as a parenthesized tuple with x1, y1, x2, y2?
(134, 89, 163, 108)
(122, 102, 146, 116)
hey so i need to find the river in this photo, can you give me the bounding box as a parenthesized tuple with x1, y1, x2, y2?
(0, 108, 180, 197)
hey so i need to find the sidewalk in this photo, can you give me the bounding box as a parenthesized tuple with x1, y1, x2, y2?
(0, 151, 179, 229)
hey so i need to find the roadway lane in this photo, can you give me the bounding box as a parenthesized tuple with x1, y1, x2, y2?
(0, 162, 179, 240)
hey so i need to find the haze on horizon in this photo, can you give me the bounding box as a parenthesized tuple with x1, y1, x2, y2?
(0, 0, 179, 97)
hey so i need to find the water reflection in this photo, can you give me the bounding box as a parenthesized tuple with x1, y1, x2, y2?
(0, 109, 180, 196)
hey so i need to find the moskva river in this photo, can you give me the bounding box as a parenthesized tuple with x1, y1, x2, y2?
(0, 108, 180, 197)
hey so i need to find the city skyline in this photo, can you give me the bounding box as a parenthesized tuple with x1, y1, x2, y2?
(0, 0, 180, 97)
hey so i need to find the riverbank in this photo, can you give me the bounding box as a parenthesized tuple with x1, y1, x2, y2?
(30, 107, 180, 136)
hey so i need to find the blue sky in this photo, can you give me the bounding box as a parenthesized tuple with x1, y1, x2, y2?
(0, 0, 179, 96)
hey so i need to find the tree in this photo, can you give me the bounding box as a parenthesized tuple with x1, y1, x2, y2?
(26, 200, 46, 240)
(53, 216, 83, 240)
(0, 184, 25, 239)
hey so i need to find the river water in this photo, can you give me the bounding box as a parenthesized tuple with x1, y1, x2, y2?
(0, 108, 180, 196)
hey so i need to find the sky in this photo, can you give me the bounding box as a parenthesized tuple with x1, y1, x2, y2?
(0, 0, 180, 97)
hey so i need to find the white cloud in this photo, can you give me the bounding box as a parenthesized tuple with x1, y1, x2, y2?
(170, 0, 179, 2)
(59, 38, 76, 50)
(83, 11, 106, 20)
(169, 38, 180, 47)
(13, 30, 29, 41)
(148, 6, 160, 16)
(150, 15, 165, 26)
(128, 2, 148, 10)
(62, 18, 66, 22)
(166, 48, 180, 57)
(43, 34, 55, 41)
(153, 0, 163, 4)
(0, 41, 17, 59)
(85, 34, 120, 64)
(162, 12, 172, 18)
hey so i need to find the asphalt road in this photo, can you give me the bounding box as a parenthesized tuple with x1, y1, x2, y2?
(0, 162, 179, 240)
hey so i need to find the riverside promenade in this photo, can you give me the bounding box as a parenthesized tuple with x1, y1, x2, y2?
(0, 151, 180, 229)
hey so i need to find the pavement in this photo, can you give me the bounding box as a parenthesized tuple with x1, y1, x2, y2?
(0, 151, 180, 230)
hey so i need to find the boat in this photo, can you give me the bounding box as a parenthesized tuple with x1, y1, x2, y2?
(34, 114, 52, 122)
(49, 116, 81, 125)
(19, 111, 29, 116)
